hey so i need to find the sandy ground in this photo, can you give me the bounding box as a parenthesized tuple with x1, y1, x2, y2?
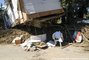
(0, 44, 89, 60)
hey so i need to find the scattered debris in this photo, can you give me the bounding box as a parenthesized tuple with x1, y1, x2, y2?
(29, 46, 37, 52)
(33, 42, 48, 49)
(29, 34, 46, 42)
(47, 40, 55, 48)
(20, 34, 47, 51)
(12, 35, 23, 45)
(0, 23, 89, 52)
(21, 41, 47, 51)
(20, 40, 37, 51)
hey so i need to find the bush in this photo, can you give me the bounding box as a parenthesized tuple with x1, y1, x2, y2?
(86, 14, 89, 19)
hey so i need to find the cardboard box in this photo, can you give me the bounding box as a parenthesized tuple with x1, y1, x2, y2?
(15, 40, 21, 44)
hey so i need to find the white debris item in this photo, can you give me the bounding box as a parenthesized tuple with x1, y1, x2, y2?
(20, 34, 46, 50)
(47, 40, 55, 48)
(20, 39, 40, 50)
(12, 35, 23, 44)
(20, 38, 41, 50)
(24, 39, 41, 43)
(77, 20, 89, 23)
(21, 42, 32, 51)
(73, 31, 82, 43)
(30, 34, 46, 41)
(52, 31, 63, 47)
(82, 20, 89, 23)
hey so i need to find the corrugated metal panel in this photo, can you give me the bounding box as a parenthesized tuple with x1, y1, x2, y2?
(23, 0, 62, 14)
(7, 5, 15, 25)
(11, 0, 18, 19)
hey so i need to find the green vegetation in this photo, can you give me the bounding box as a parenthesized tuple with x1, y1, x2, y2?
(57, 19, 62, 24)
(60, 0, 89, 22)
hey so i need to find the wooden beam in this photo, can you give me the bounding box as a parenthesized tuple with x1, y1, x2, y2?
(19, 0, 27, 22)
(27, 9, 64, 19)
(30, 14, 64, 28)
(38, 14, 64, 22)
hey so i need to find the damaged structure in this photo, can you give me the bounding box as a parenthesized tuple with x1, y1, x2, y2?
(4, 0, 64, 28)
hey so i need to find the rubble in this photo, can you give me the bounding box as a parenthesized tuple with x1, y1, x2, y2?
(29, 34, 46, 42)
(0, 29, 30, 44)
(33, 42, 48, 49)
(0, 23, 89, 52)
(47, 40, 55, 48)
(12, 35, 23, 45)
(20, 34, 47, 51)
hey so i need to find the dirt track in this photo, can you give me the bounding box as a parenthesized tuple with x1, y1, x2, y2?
(0, 44, 89, 60)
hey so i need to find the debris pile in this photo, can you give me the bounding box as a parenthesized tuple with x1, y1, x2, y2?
(81, 25, 89, 40)
(12, 31, 64, 52)
(12, 34, 48, 52)
(47, 40, 55, 48)
(0, 29, 30, 44)
(72, 25, 89, 51)
(12, 35, 24, 45)
(1, 23, 89, 52)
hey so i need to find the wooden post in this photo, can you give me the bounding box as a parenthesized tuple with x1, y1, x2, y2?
(19, 0, 27, 22)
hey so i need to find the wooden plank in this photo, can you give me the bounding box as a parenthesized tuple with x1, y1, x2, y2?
(30, 14, 64, 28)
(39, 14, 64, 22)
(19, 0, 27, 22)
(17, 0, 25, 24)
(17, 0, 21, 24)
(27, 9, 64, 19)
